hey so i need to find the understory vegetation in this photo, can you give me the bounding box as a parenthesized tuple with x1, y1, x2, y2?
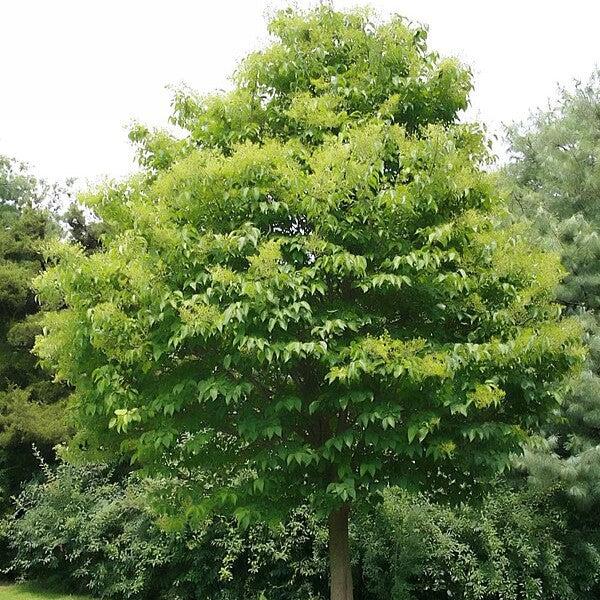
(4, 463, 600, 599)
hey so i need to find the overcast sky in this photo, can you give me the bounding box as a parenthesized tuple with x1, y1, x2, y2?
(1, 0, 599, 185)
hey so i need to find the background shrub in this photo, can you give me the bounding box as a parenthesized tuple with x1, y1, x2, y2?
(4, 463, 600, 600)
(2, 463, 327, 600)
(354, 487, 600, 600)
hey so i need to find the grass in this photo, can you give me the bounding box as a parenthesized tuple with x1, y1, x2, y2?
(0, 583, 91, 600)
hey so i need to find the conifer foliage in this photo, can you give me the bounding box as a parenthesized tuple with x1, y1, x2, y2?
(507, 71, 600, 506)
(0, 156, 68, 512)
(34, 8, 582, 598)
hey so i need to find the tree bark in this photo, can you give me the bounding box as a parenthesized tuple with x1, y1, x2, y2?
(328, 504, 354, 600)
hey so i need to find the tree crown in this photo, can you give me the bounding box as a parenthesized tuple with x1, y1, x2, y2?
(35, 7, 582, 526)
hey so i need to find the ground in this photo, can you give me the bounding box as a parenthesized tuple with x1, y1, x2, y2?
(0, 584, 90, 600)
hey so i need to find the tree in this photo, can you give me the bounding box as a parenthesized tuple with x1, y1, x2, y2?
(34, 8, 582, 599)
(505, 71, 600, 507)
(0, 155, 101, 518)
(0, 156, 69, 513)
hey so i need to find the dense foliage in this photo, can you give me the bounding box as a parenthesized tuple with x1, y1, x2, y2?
(5, 463, 600, 600)
(356, 487, 600, 600)
(31, 9, 584, 598)
(3, 463, 327, 600)
(0, 156, 69, 514)
(35, 3, 579, 530)
(506, 71, 600, 506)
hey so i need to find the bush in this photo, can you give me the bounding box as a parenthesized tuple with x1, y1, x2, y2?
(2, 464, 171, 597)
(354, 487, 600, 600)
(2, 463, 327, 600)
(4, 463, 600, 600)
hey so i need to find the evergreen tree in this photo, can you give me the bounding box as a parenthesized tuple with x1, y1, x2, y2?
(506, 71, 600, 505)
(0, 156, 70, 511)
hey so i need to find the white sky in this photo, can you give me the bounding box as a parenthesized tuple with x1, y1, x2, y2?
(1, 0, 599, 185)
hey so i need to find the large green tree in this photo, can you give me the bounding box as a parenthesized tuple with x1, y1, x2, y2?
(34, 9, 582, 599)
(506, 71, 600, 506)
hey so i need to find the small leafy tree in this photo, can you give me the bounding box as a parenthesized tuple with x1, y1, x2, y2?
(35, 8, 582, 599)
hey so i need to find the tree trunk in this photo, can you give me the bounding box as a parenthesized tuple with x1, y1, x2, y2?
(328, 504, 354, 600)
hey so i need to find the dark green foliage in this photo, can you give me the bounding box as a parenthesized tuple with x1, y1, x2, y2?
(61, 204, 104, 253)
(355, 487, 600, 600)
(0, 157, 69, 514)
(5, 463, 600, 600)
(4, 464, 173, 597)
(0, 155, 104, 522)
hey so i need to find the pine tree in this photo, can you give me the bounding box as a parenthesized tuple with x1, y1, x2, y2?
(506, 71, 600, 505)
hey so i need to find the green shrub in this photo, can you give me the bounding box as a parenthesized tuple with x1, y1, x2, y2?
(4, 464, 600, 600)
(2, 463, 327, 599)
(3, 464, 170, 598)
(354, 487, 600, 600)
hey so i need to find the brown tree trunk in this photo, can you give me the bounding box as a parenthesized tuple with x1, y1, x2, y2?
(328, 504, 354, 600)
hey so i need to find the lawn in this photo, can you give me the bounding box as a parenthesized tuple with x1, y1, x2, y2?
(0, 583, 91, 600)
